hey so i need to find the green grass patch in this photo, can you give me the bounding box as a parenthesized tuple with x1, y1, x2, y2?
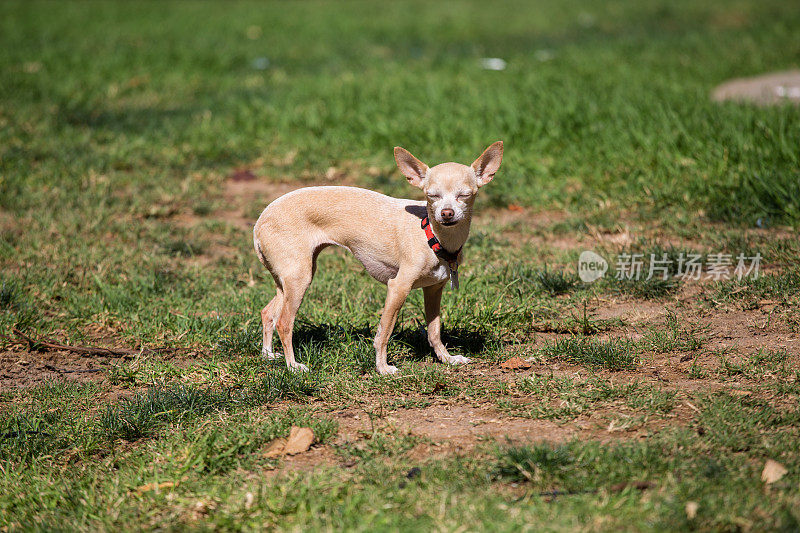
(100, 384, 230, 441)
(0, 381, 103, 462)
(641, 310, 706, 353)
(101, 371, 318, 441)
(609, 276, 680, 299)
(536, 267, 579, 296)
(504, 374, 674, 420)
(713, 268, 800, 306)
(718, 348, 792, 380)
(537, 337, 638, 370)
(181, 408, 338, 475)
(708, 170, 800, 225)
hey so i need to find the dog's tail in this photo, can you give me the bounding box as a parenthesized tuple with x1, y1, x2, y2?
(253, 230, 269, 268)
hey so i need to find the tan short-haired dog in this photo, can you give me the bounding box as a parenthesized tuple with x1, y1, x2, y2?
(253, 142, 503, 375)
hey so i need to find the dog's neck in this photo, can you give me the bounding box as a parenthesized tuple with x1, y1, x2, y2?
(428, 212, 472, 255)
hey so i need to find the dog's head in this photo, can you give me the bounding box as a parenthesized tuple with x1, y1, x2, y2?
(394, 141, 503, 227)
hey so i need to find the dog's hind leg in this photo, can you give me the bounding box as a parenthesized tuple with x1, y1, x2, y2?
(275, 267, 313, 373)
(261, 286, 284, 360)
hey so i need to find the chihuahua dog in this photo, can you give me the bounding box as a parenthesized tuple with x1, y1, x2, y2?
(253, 141, 503, 375)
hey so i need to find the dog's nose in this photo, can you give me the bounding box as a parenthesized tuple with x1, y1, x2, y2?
(441, 209, 455, 220)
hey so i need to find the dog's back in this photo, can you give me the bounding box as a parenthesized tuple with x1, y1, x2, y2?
(254, 186, 430, 284)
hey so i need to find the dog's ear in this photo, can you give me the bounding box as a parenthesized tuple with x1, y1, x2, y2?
(394, 146, 429, 189)
(471, 141, 503, 187)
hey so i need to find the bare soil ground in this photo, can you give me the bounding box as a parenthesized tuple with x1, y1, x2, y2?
(0, 347, 117, 390)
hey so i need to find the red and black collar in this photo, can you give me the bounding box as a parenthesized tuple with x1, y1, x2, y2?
(421, 216, 461, 262)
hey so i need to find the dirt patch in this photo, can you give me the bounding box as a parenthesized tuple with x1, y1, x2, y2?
(0, 328, 198, 393)
(474, 207, 570, 229)
(704, 307, 800, 355)
(474, 207, 586, 251)
(269, 401, 624, 476)
(593, 298, 669, 322)
(173, 179, 307, 232)
(0, 347, 121, 391)
(712, 70, 800, 105)
(335, 403, 579, 446)
(217, 180, 306, 230)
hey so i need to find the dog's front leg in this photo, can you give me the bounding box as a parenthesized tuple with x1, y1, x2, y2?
(423, 282, 469, 366)
(373, 276, 413, 375)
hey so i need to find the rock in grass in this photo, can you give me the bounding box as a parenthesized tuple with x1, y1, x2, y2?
(761, 459, 787, 484)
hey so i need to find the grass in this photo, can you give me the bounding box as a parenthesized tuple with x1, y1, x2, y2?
(718, 348, 793, 380)
(1, 0, 800, 530)
(1, 372, 320, 465)
(529, 312, 705, 372)
(708, 170, 800, 224)
(491, 425, 800, 530)
(537, 337, 639, 370)
(501, 373, 676, 421)
(4, 385, 798, 531)
(713, 267, 800, 307)
(536, 267, 579, 295)
(610, 276, 680, 298)
(641, 310, 706, 353)
(100, 384, 231, 441)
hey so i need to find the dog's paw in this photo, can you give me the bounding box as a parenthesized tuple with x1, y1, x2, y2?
(446, 355, 470, 366)
(378, 365, 399, 376)
(288, 362, 309, 373)
(262, 349, 282, 360)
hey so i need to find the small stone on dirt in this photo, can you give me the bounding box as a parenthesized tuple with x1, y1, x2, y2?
(399, 466, 422, 488)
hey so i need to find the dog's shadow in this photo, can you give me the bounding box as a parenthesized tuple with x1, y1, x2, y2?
(291, 321, 490, 362)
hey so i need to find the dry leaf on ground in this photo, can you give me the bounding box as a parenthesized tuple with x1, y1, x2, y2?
(262, 426, 315, 458)
(500, 357, 532, 370)
(284, 426, 315, 455)
(134, 481, 176, 494)
(262, 438, 288, 458)
(685, 501, 699, 519)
